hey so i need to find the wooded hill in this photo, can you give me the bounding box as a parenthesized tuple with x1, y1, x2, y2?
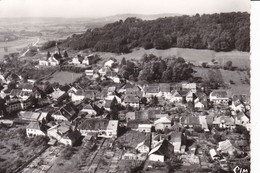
(60, 12, 250, 53)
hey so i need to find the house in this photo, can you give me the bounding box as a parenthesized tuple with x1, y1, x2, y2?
(19, 111, 41, 122)
(104, 59, 115, 67)
(6, 100, 31, 113)
(198, 116, 209, 131)
(39, 59, 49, 66)
(82, 55, 91, 65)
(213, 116, 235, 129)
(182, 83, 196, 93)
(79, 104, 97, 117)
(125, 86, 142, 97)
(107, 86, 117, 95)
(126, 112, 135, 122)
(218, 140, 236, 156)
(185, 91, 194, 102)
(48, 56, 59, 66)
(158, 83, 172, 99)
(72, 56, 81, 65)
(6, 73, 21, 83)
(19, 83, 34, 92)
(170, 91, 183, 103)
(52, 104, 77, 122)
(105, 95, 122, 103)
(10, 89, 31, 101)
(60, 130, 81, 146)
(47, 123, 80, 146)
(154, 117, 172, 132)
(168, 132, 185, 153)
(67, 85, 82, 97)
(85, 70, 94, 77)
(209, 148, 220, 160)
(143, 84, 160, 98)
(123, 95, 140, 108)
(148, 140, 175, 162)
(77, 119, 109, 136)
(138, 124, 152, 133)
(82, 135, 97, 149)
(26, 122, 46, 137)
(194, 92, 208, 109)
(180, 116, 201, 128)
(71, 90, 96, 102)
(98, 120, 118, 138)
(49, 88, 65, 101)
(136, 136, 151, 153)
(104, 98, 117, 111)
(106, 71, 120, 83)
(235, 112, 250, 130)
(209, 90, 229, 105)
(127, 119, 152, 131)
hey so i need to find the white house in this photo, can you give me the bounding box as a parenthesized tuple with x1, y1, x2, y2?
(49, 88, 65, 100)
(170, 91, 183, 103)
(123, 95, 140, 108)
(39, 59, 49, 66)
(85, 70, 94, 77)
(48, 56, 59, 66)
(182, 83, 196, 93)
(104, 59, 115, 67)
(154, 117, 171, 131)
(26, 122, 46, 138)
(138, 124, 152, 133)
(98, 120, 119, 138)
(209, 90, 229, 105)
(72, 56, 81, 65)
(194, 98, 205, 109)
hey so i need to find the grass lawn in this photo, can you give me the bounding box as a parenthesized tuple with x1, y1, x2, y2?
(95, 47, 250, 68)
(0, 126, 48, 172)
(0, 37, 37, 60)
(49, 146, 91, 173)
(45, 71, 83, 85)
(193, 66, 250, 96)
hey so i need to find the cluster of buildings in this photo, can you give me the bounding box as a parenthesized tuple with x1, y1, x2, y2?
(0, 52, 250, 171)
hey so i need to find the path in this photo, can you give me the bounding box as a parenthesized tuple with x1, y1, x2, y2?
(19, 37, 40, 58)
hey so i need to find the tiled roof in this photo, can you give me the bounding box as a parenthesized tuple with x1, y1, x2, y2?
(211, 90, 228, 98)
(124, 95, 139, 103)
(27, 121, 41, 130)
(78, 119, 109, 130)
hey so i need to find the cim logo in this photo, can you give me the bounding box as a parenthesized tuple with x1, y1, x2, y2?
(233, 166, 249, 173)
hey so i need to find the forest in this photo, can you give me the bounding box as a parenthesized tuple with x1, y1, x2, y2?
(60, 12, 250, 53)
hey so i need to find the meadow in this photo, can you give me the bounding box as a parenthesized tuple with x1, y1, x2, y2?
(45, 71, 83, 85)
(96, 47, 250, 68)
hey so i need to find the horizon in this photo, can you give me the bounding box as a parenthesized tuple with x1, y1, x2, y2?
(0, 0, 250, 18)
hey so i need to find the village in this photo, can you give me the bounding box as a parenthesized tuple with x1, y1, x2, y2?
(0, 43, 251, 173)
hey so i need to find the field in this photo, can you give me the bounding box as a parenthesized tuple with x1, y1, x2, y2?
(194, 67, 250, 95)
(96, 47, 250, 68)
(44, 71, 83, 85)
(0, 37, 38, 60)
(0, 126, 48, 172)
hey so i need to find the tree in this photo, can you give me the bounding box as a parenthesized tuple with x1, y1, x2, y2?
(47, 51, 51, 58)
(120, 57, 126, 67)
(224, 61, 233, 70)
(63, 51, 68, 58)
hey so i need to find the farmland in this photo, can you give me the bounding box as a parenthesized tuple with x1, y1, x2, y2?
(96, 47, 250, 68)
(0, 126, 48, 173)
(193, 67, 250, 95)
(44, 71, 83, 85)
(0, 37, 38, 60)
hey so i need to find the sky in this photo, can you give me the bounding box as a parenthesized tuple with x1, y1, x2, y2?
(0, 0, 250, 18)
